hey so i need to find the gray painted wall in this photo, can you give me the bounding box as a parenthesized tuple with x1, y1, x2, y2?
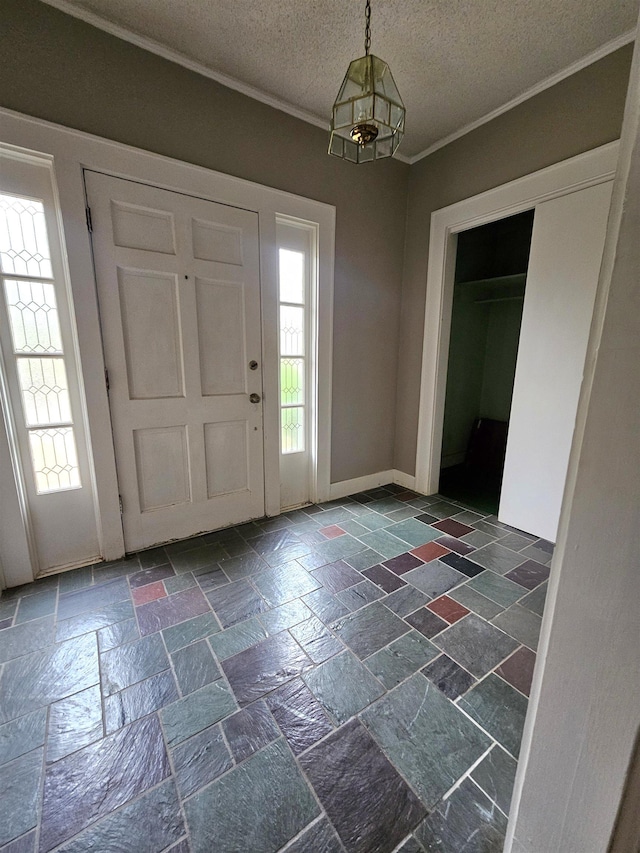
(0, 0, 410, 484)
(395, 45, 633, 475)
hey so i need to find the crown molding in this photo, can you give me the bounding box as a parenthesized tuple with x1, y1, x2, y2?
(40, 1, 634, 168)
(407, 28, 636, 164)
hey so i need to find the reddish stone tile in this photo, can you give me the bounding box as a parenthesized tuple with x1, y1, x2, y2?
(136, 586, 210, 635)
(496, 646, 537, 696)
(427, 595, 470, 624)
(410, 541, 450, 563)
(505, 559, 550, 590)
(432, 519, 475, 538)
(312, 560, 361, 594)
(131, 580, 167, 606)
(320, 525, 346, 539)
(383, 552, 424, 575)
(434, 535, 475, 556)
(362, 564, 407, 593)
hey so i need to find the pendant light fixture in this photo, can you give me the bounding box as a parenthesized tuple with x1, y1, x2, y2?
(329, 0, 405, 163)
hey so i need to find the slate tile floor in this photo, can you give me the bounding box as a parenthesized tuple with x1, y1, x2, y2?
(0, 486, 552, 853)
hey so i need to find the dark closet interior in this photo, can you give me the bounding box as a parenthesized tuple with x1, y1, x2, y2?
(439, 210, 535, 514)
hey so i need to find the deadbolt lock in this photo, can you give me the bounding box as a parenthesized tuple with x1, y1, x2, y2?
(249, 393, 261, 403)
(249, 360, 258, 370)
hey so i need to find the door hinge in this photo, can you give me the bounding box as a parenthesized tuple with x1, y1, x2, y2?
(118, 495, 123, 515)
(85, 206, 93, 233)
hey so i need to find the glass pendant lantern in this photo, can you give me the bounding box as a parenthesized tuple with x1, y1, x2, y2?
(329, 0, 405, 163)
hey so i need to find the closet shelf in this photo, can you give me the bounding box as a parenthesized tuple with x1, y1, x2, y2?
(456, 272, 527, 287)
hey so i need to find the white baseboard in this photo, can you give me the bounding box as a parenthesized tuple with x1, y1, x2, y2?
(329, 469, 418, 500)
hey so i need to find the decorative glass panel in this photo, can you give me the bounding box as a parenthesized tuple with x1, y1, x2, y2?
(17, 357, 71, 426)
(279, 249, 304, 304)
(4, 279, 63, 354)
(0, 194, 53, 278)
(281, 406, 304, 454)
(28, 427, 80, 493)
(280, 358, 304, 406)
(280, 305, 304, 356)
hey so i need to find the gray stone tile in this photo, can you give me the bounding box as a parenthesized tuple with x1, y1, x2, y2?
(336, 580, 385, 612)
(421, 653, 476, 700)
(520, 542, 553, 565)
(518, 582, 548, 617)
(386, 519, 444, 548)
(299, 719, 426, 853)
(415, 777, 507, 851)
(468, 543, 525, 575)
(39, 715, 169, 852)
(0, 615, 55, 664)
(395, 837, 423, 853)
(103, 670, 179, 733)
(303, 651, 384, 724)
(184, 738, 319, 853)
(15, 590, 57, 624)
(362, 674, 490, 808)
(128, 563, 175, 589)
(46, 685, 103, 762)
(222, 630, 312, 706)
(259, 599, 313, 634)
(55, 600, 134, 642)
(461, 529, 498, 548)
(492, 603, 542, 650)
(0, 634, 99, 724)
(0, 830, 36, 852)
(434, 613, 518, 678)
(171, 639, 221, 694)
(137, 546, 169, 569)
(452, 510, 486, 525)
(57, 578, 130, 621)
(283, 818, 343, 853)
(58, 566, 93, 594)
(405, 607, 449, 639)
(169, 544, 225, 573)
(97, 617, 139, 653)
(136, 586, 211, 636)
(471, 744, 518, 815)
(222, 699, 280, 763)
(164, 572, 197, 595)
(499, 532, 536, 552)
(208, 617, 268, 660)
(218, 551, 269, 581)
(459, 674, 529, 757)
(0, 748, 43, 847)
(345, 548, 386, 571)
(421, 500, 459, 519)
(100, 633, 168, 696)
(358, 529, 413, 558)
(252, 563, 320, 607)
(192, 564, 229, 591)
(355, 512, 395, 531)
(365, 631, 439, 689)
(403, 561, 465, 598)
(384, 586, 431, 617)
(303, 588, 350, 624)
(53, 778, 184, 853)
(473, 520, 506, 538)
(160, 681, 238, 747)
(290, 616, 343, 663)
(162, 612, 221, 653)
(448, 584, 504, 620)
(171, 723, 233, 798)
(265, 678, 333, 755)
(0, 709, 47, 767)
(332, 601, 408, 659)
(205, 579, 267, 627)
(311, 535, 364, 564)
(312, 560, 362, 594)
(467, 571, 525, 608)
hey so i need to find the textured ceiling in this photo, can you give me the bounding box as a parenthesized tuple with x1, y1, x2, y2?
(45, 0, 638, 158)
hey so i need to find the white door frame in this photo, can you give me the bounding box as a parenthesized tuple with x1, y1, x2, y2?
(0, 107, 335, 566)
(414, 141, 619, 497)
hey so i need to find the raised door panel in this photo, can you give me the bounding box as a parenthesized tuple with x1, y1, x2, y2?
(111, 201, 177, 254)
(196, 278, 247, 396)
(133, 425, 191, 511)
(204, 420, 249, 497)
(192, 217, 243, 265)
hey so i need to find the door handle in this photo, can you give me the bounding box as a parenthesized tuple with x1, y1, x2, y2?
(249, 393, 261, 403)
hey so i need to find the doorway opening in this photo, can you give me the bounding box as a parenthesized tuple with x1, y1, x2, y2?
(439, 210, 534, 514)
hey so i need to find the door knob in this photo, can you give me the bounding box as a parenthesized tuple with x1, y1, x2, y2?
(249, 393, 261, 403)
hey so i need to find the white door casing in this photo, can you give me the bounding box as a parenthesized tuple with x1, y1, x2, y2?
(498, 181, 613, 541)
(86, 171, 264, 551)
(0, 148, 100, 575)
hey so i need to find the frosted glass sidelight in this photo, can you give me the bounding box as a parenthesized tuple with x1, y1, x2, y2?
(4, 279, 63, 354)
(17, 357, 72, 426)
(281, 407, 305, 454)
(279, 249, 304, 304)
(280, 305, 304, 356)
(28, 427, 80, 493)
(0, 195, 53, 278)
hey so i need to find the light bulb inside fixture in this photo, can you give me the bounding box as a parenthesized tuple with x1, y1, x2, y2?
(350, 123, 378, 147)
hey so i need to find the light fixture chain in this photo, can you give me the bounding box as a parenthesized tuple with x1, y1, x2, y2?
(364, 0, 372, 55)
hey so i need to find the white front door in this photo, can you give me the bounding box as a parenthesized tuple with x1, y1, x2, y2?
(499, 180, 613, 541)
(85, 172, 264, 552)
